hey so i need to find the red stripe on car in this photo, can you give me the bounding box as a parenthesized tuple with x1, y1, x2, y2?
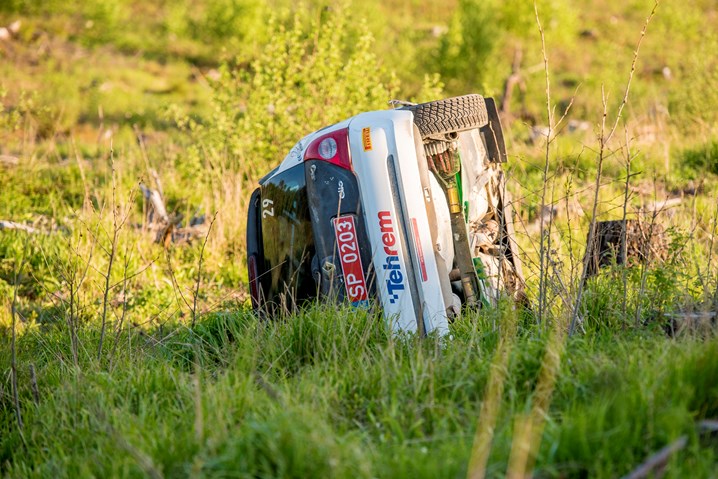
(411, 218, 428, 282)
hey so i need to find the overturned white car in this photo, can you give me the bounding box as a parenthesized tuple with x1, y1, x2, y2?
(246, 94, 525, 335)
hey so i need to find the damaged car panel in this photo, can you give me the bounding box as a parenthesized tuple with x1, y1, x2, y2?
(247, 94, 525, 335)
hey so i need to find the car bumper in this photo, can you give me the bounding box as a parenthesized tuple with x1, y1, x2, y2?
(348, 110, 450, 336)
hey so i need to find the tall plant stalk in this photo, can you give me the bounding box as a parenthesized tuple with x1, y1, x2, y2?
(570, 1, 660, 335)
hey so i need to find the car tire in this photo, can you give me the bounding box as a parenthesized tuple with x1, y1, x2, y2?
(404, 94, 489, 138)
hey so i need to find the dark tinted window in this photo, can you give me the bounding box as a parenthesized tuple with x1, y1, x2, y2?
(260, 164, 316, 309)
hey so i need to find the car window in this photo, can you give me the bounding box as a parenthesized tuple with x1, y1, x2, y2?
(260, 164, 316, 309)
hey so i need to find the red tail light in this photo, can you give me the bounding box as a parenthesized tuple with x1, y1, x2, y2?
(304, 128, 352, 170)
(248, 254, 260, 309)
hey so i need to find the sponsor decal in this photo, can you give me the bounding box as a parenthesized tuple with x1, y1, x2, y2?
(378, 211, 405, 303)
(362, 127, 372, 151)
(338, 180, 345, 199)
(333, 216, 368, 305)
(288, 139, 305, 162)
(411, 218, 428, 282)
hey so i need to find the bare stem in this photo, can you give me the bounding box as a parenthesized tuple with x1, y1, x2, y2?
(620, 125, 636, 323)
(98, 144, 119, 362)
(535, 0, 552, 326)
(11, 238, 30, 440)
(709, 203, 718, 309)
(504, 5, 569, 477)
(192, 212, 218, 327)
(109, 242, 133, 371)
(570, 1, 660, 335)
(166, 247, 192, 317)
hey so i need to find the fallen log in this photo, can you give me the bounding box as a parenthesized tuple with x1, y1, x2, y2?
(698, 419, 718, 435)
(0, 220, 40, 234)
(0, 155, 19, 167)
(666, 311, 717, 335)
(140, 183, 169, 225)
(139, 182, 207, 246)
(642, 197, 682, 212)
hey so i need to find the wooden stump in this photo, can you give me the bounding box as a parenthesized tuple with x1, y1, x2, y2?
(585, 219, 668, 278)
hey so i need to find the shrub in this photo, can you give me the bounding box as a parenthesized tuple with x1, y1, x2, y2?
(165, 0, 266, 48)
(680, 139, 718, 177)
(436, 0, 576, 96)
(200, 7, 398, 175)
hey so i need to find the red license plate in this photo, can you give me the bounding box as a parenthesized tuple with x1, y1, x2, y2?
(333, 215, 368, 304)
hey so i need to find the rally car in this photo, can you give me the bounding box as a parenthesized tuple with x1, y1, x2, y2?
(246, 94, 525, 336)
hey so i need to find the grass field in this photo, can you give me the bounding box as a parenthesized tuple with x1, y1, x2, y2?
(1, 0, 717, 477)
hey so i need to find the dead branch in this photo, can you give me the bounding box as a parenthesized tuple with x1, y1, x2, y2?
(1, 220, 40, 234)
(139, 180, 207, 246)
(500, 48, 525, 117)
(641, 196, 682, 212)
(667, 311, 717, 335)
(499, 48, 544, 121)
(698, 419, 718, 434)
(0, 155, 19, 167)
(570, 1, 660, 336)
(140, 183, 169, 226)
(621, 436, 687, 479)
(191, 212, 217, 327)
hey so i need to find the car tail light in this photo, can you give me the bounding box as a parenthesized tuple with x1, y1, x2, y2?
(248, 254, 260, 309)
(304, 128, 352, 170)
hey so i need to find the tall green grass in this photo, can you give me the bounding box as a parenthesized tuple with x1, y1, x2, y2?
(1, 307, 716, 477)
(2, 0, 718, 477)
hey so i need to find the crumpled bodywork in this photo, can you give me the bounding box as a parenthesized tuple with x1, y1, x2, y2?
(248, 96, 524, 336)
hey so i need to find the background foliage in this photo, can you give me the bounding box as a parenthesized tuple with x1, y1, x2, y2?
(1, 0, 717, 477)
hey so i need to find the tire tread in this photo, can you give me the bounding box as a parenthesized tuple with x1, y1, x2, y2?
(404, 94, 489, 138)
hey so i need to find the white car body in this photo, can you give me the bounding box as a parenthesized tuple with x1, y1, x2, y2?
(248, 95, 523, 336)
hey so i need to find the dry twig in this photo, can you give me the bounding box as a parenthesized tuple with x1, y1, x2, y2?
(0, 220, 40, 234)
(191, 212, 217, 327)
(10, 237, 29, 442)
(570, 0, 660, 335)
(620, 436, 687, 479)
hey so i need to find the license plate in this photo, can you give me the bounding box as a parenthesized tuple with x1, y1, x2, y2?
(333, 215, 368, 305)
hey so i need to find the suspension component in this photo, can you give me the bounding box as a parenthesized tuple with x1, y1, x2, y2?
(425, 139, 483, 308)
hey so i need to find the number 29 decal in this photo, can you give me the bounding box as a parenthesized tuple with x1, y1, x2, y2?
(262, 199, 274, 218)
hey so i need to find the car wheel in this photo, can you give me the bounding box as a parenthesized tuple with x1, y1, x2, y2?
(403, 94, 489, 139)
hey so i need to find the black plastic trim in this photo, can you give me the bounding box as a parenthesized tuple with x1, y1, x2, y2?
(246, 187, 266, 311)
(480, 97, 508, 163)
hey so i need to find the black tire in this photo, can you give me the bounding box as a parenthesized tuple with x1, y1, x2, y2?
(403, 94, 489, 138)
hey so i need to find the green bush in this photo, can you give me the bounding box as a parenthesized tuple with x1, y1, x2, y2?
(165, 0, 266, 48)
(437, 0, 499, 93)
(436, 0, 576, 97)
(680, 139, 718, 177)
(192, 6, 397, 176)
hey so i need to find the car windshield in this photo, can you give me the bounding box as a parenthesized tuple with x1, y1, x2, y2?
(260, 164, 316, 310)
